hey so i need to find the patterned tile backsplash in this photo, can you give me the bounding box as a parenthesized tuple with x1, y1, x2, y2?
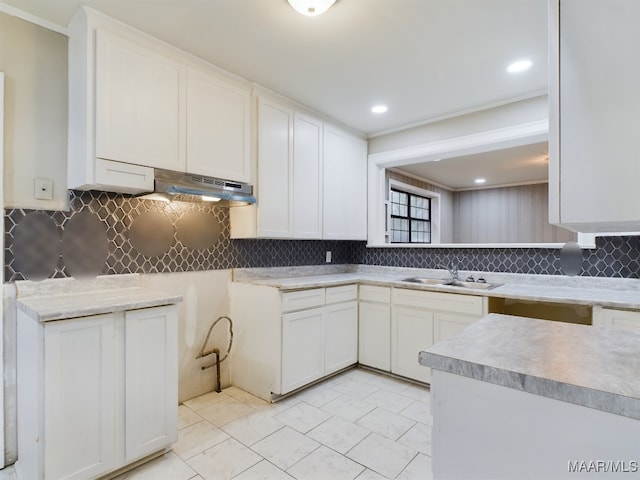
(4, 190, 640, 281)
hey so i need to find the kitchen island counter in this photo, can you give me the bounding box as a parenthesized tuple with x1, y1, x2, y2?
(419, 313, 640, 479)
(419, 313, 640, 419)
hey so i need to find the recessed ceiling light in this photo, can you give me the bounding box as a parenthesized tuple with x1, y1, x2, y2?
(507, 59, 532, 74)
(371, 105, 388, 114)
(474, 178, 486, 184)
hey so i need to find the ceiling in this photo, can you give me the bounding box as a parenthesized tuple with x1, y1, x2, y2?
(395, 141, 549, 190)
(2, 0, 548, 136)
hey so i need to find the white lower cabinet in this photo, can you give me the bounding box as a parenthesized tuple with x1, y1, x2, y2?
(124, 307, 179, 462)
(17, 305, 178, 480)
(230, 284, 358, 400)
(324, 300, 359, 375)
(43, 314, 117, 480)
(358, 285, 391, 371)
(390, 288, 487, 384)
(281, 307, 325, 393)
(280, 286, 358, 394)
(391, 306, 435, 383)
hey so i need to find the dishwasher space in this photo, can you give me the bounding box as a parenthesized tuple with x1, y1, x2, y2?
(488, 297, 592, 325)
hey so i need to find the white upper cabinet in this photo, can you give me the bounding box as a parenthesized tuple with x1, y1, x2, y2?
(231, 94, 366, 240)
(256, 97, 293, 238)
(323, 125, 367, 240)
(68, 7, 252, 194)
(248, 97, 324, 239)
(292, 113, 323, 238)
(186, 68, 251, 182)
(549, 0, 640, 232)
(95, 28, 186, 172)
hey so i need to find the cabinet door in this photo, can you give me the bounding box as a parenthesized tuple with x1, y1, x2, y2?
(124, 306, 178, 462)
(391, 306, 434, 383)
(323, 126, 367, 240)
(95, 29, 186, 171)
(550, 0, 640, 231)
(44, 314, 117, 480)
(292, 113, 323, 239)
(281, 308, 324, 393)
(600, 309, 640, 332)
(257, 98, 292, 238)
(325, 301, 358, 375)
(187, 69, 251, 182)
(433, 312, 478, 345)
(359, 302, 391, 371)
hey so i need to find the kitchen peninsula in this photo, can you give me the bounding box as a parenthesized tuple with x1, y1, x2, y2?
(419, 314, 640, 479)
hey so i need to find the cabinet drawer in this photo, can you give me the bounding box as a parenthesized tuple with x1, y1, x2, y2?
(359, 285, 391, 303)
(392, 288, 484, 316)
(282, 289, 325, 313)
(326, 284, 358, 304)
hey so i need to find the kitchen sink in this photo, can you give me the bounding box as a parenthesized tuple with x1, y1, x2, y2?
(401, 277, 448, 285)
(400, 277, 502, 290)
(446, 280, 502, 290)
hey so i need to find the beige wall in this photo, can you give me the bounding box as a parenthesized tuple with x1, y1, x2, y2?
(368, 95, 548, 154)
(0, 12, 68, 210)
(453, 183, 576, 244)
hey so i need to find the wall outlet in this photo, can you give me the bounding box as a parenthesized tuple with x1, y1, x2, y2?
(325, 251, 332, 263)
(34, 178, 53, 200)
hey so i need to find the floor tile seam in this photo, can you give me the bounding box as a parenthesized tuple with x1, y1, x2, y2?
(397, 409, 428, 424)
(344, 433, 419, 480)
(184, 437, 263, 479)
(303, 412, 336, 437)
(173, 429, 232, 462)
(275, 401, 335, 434)
(229, 458, 294, 480)
(354, 417, 417, 442)
(182, 393, 233, 411)
(178, 417, 217, 434)
(283, 443, 368, 479)
(223, 451, 269, 480)
(363, 395, 417, 415)
(391, 451, 421, 480)
(319, 401, 377, 424)
(230, 423, 288, 449)
(279, 442, 323, 474)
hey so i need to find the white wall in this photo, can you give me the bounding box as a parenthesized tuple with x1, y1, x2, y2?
(0, 12, 68, 210)
(140, 270, 233, 403)
(368, 95, 548, 155)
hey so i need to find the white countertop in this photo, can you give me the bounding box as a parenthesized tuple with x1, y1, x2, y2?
(232, 265, 640, 310)
(419, 313, 640, 420)
(15, 274, 182, 322)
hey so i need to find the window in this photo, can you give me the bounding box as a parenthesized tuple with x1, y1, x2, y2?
(390, 188, 431, 243)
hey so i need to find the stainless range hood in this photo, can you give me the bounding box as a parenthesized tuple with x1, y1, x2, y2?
(145, 169, 256, 206)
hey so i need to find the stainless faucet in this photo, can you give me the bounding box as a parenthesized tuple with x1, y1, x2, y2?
(438, 262, 459, 282)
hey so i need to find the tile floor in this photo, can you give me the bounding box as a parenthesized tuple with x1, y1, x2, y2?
(0, 367, 433, 480)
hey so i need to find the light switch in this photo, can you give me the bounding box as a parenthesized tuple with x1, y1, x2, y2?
(325, 251, 332, 263)
(34, 178, 53, 200)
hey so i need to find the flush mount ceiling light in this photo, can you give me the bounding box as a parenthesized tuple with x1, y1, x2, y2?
(371, 105, 388, 114)
(507, 59, 533, 74)
(288, 0, 336, 16)
(474, 178, 486, 184)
